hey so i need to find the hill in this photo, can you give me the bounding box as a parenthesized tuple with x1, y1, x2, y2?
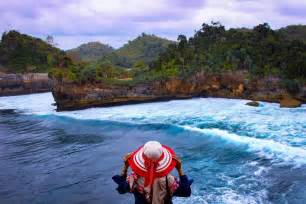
(0, 30, 65, 73)
(66, 42, 114, 62)
(279, 25, 306, 42)
(151, 22, 306, 80)
(100, 33, 175, 68)
(50, 22, 306, 84)
(50, 22, 306, 110)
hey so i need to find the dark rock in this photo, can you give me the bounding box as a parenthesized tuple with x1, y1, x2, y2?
(246, 101, 260, 107)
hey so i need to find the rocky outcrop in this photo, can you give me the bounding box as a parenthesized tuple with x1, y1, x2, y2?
(0, 73, 50, 96)
(246, 101, 260, 107)
(51, 71, 305, 111)
(280, 97, 302, 108)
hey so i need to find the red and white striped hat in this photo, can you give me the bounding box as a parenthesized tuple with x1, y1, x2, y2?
(128, 141, 177, 187)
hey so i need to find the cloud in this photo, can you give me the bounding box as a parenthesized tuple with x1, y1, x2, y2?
(0, 0, 305, 50)
(278, 0, 306, 17)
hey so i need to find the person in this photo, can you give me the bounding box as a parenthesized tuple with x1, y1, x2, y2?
(112, 141, 193, 204)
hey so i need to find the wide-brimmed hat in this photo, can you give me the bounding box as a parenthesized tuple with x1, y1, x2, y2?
(128, 141, 177, 186)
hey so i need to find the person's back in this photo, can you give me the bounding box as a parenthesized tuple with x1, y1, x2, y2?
(112, 141, 192, 204)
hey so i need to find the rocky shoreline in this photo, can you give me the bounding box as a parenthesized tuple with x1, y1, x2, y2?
(0, 73, 50, 96)
(51, 71, 305, 111)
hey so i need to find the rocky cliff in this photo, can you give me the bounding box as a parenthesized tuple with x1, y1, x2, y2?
(52, 71, 305, 111)
(0, 73, 50, 96)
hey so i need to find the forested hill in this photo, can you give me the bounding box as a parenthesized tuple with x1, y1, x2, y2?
(50, 22, 306, 87)
(151, 22, 306, 81)
(2, 23, 306, 80)
(66, 42, 114, 62)
(0, 31, 174, 75)
(0, 30, 65, 73)
(51, 22, 306, 111)
(279, 25, 306, 42)
(99, 33, 175, 68)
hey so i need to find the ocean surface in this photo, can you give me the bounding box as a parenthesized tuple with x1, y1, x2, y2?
(0, 93, 305, 204)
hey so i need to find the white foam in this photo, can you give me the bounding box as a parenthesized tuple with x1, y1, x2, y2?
(181, 126, 306, 165)
(218, 188, 268, 204)
(254, 166, 270, 176)
(1, 92, 306, 166)
(0, 92, 55, 114)
(175, 188, 268, 204)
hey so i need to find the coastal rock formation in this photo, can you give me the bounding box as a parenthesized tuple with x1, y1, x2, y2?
(0, 73, 50, 96)
(52, 71, 305, 111)
(280, 97, 302, 108)
(246, 101, 260, 107)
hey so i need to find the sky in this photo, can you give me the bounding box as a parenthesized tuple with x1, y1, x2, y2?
(0, 0, 306, 50)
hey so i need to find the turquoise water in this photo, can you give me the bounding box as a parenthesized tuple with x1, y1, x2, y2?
(0, 93, 305, 204)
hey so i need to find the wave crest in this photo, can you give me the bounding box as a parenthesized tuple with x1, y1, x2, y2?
(181, 126, 306, 165)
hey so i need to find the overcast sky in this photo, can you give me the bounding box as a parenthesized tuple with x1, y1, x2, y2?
(1, 0, 305, 50)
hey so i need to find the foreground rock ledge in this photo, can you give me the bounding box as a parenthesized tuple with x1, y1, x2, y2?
(51, 71, 305, 111)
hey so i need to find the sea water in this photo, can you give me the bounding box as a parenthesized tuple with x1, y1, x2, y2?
(0, 93, 305, 204)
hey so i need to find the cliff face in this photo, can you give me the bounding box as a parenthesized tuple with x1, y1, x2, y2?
(0, 73, 50, 96)
(52, 71, 306, 111)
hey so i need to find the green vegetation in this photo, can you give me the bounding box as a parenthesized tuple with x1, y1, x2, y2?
(151, 22, 306, 81)
(51, 33, 175, 85)
(49, 57, 131, 84)
(59, 33, 174, 83)
(66, 42, 114, 62)
(51, 22, 306, 86)
(279, 25, 306, 42)
(0, 30, 65, 73)
(3, 23, 306, 87)
(105, 33, 174, 68)
(282, 79, 300, 95)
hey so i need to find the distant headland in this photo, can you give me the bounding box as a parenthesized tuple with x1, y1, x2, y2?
(1, 22, 305, 108)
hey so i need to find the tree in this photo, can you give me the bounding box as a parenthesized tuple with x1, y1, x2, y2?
(0, 30, 64, 73)
(132, 60, 148, 77)
(46, 35, 54, 45)
(253, 23, 273, 39)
